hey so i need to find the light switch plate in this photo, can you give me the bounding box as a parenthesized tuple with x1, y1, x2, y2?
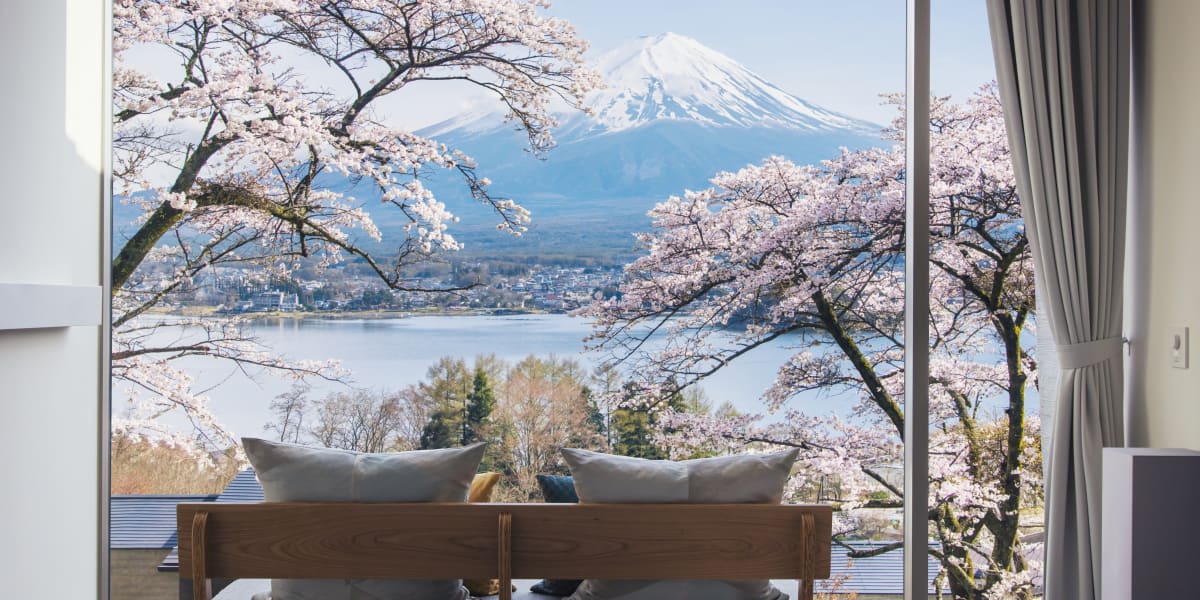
(1170, 326, 1189, 369)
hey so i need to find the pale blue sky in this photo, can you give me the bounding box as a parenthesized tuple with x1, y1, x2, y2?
(385, 1, 997, 128)
(551, 0, 996, 124)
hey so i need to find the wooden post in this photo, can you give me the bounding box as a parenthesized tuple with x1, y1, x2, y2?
(498, 512, 513, 600)
(191, 512, 212, 600)
(800, 513, 815, 600)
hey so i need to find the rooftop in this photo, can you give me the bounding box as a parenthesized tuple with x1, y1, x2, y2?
(110, 494, 217, 550)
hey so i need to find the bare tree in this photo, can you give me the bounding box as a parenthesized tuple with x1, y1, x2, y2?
(264, 383, 309, 444)
(493, 356, 604, 499)
(307, 390, 404, 453)
(392, 385, 438, 451)
(265, 387, 430, 453)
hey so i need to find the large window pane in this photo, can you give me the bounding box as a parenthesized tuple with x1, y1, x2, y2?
(109, 2, 915, 598)
(923, 1, 1045, 597)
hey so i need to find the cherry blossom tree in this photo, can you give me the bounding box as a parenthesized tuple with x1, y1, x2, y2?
(111, 0, 599, 451)
(580, 86, 1042, 599)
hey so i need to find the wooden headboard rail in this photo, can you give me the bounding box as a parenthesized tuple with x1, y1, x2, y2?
(177, 502, 833, 600)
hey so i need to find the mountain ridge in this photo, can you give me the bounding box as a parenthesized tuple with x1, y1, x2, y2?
(115, 35, 888, 262)
(569, 32, 877, 135)
(421, 32, 879, 142)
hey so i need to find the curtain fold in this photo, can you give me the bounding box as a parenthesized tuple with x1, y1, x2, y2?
(984, 1, 1130, 599)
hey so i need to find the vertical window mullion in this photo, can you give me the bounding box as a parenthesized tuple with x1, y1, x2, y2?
(904, 1, 931, 599)
(100, 0, 115, 598)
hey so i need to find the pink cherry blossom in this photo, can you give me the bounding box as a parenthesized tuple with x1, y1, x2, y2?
(581, 85, 1040, 599)
(112, 0, 598, 454)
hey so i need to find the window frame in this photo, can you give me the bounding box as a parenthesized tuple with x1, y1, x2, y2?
(903, 1, 931, 599)
(100, 0, 115, 597)
(97, 2, 935, 598)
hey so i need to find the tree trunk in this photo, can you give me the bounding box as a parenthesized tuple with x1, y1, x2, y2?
(111, 137, 230, 291)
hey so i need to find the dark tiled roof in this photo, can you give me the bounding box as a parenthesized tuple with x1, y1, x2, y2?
(159, 469, 263, 571)
(818, 541, 941, 595)
(110, 494, 217, 550)
(215, 468, 264, 503)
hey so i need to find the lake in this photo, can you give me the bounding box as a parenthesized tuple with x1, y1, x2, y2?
(122, 313, 1038, 443)
(130, 314, 835, 441)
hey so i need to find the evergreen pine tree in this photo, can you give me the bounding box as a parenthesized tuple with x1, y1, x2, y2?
(610, 407, 662, 459)
(581, 386, 608, 442)
(463, 368, 495, 445)
(611, 381, 705, 459)
(419, 409, 457, 449)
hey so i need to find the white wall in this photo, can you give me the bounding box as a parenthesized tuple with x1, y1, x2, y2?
(1127, 0, 1200, 450)
(1101, 449, 1200, 599)
(0, 0, 106, 598)
(0, 1, 1194, 596)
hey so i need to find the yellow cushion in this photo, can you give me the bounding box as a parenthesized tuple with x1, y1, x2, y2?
(468, 472, 501, 503)
(465, 472, 506, 597)
(465, 578, 504, 597)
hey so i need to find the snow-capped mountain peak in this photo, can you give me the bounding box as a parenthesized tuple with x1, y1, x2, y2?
(593, 32, 735, 94)
(567, 32, 875, 136)
(421, 33, 877, 141)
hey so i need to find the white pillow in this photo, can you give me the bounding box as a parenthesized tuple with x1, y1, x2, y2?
(242, 438, 486, 600)
(560, 447, 798, 600)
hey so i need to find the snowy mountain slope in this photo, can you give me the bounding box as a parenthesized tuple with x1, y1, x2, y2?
(422, 32, 877, 141)
(567, 32, 876, 135)
(401, 33, 887, 255)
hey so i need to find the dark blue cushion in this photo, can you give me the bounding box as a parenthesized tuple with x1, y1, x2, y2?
(536, 474, 579, 504)
(531, 579, 582, 596)
(532, 474, 581, 596)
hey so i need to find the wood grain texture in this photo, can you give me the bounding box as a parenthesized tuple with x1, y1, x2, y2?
(176, 503, 832, 582)
(191, 512, 211, 600)
(498, 513, 512, 600)
(800, 513, 815, 600)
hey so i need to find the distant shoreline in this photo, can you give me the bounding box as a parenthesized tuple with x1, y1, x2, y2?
(149, 306, 568, 321)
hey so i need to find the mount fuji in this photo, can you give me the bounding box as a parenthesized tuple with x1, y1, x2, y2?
(426, 32, 877, 140)
(408, 33, 885, 255)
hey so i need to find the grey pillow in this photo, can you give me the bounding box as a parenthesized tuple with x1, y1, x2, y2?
(560, 447, 798, 600)
(242, 437, 486, 600)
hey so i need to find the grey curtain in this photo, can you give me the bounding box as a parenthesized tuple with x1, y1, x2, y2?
(984, 1, 1130, 599)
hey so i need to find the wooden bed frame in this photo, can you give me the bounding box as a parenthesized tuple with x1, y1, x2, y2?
(177, 502, 833, 600)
